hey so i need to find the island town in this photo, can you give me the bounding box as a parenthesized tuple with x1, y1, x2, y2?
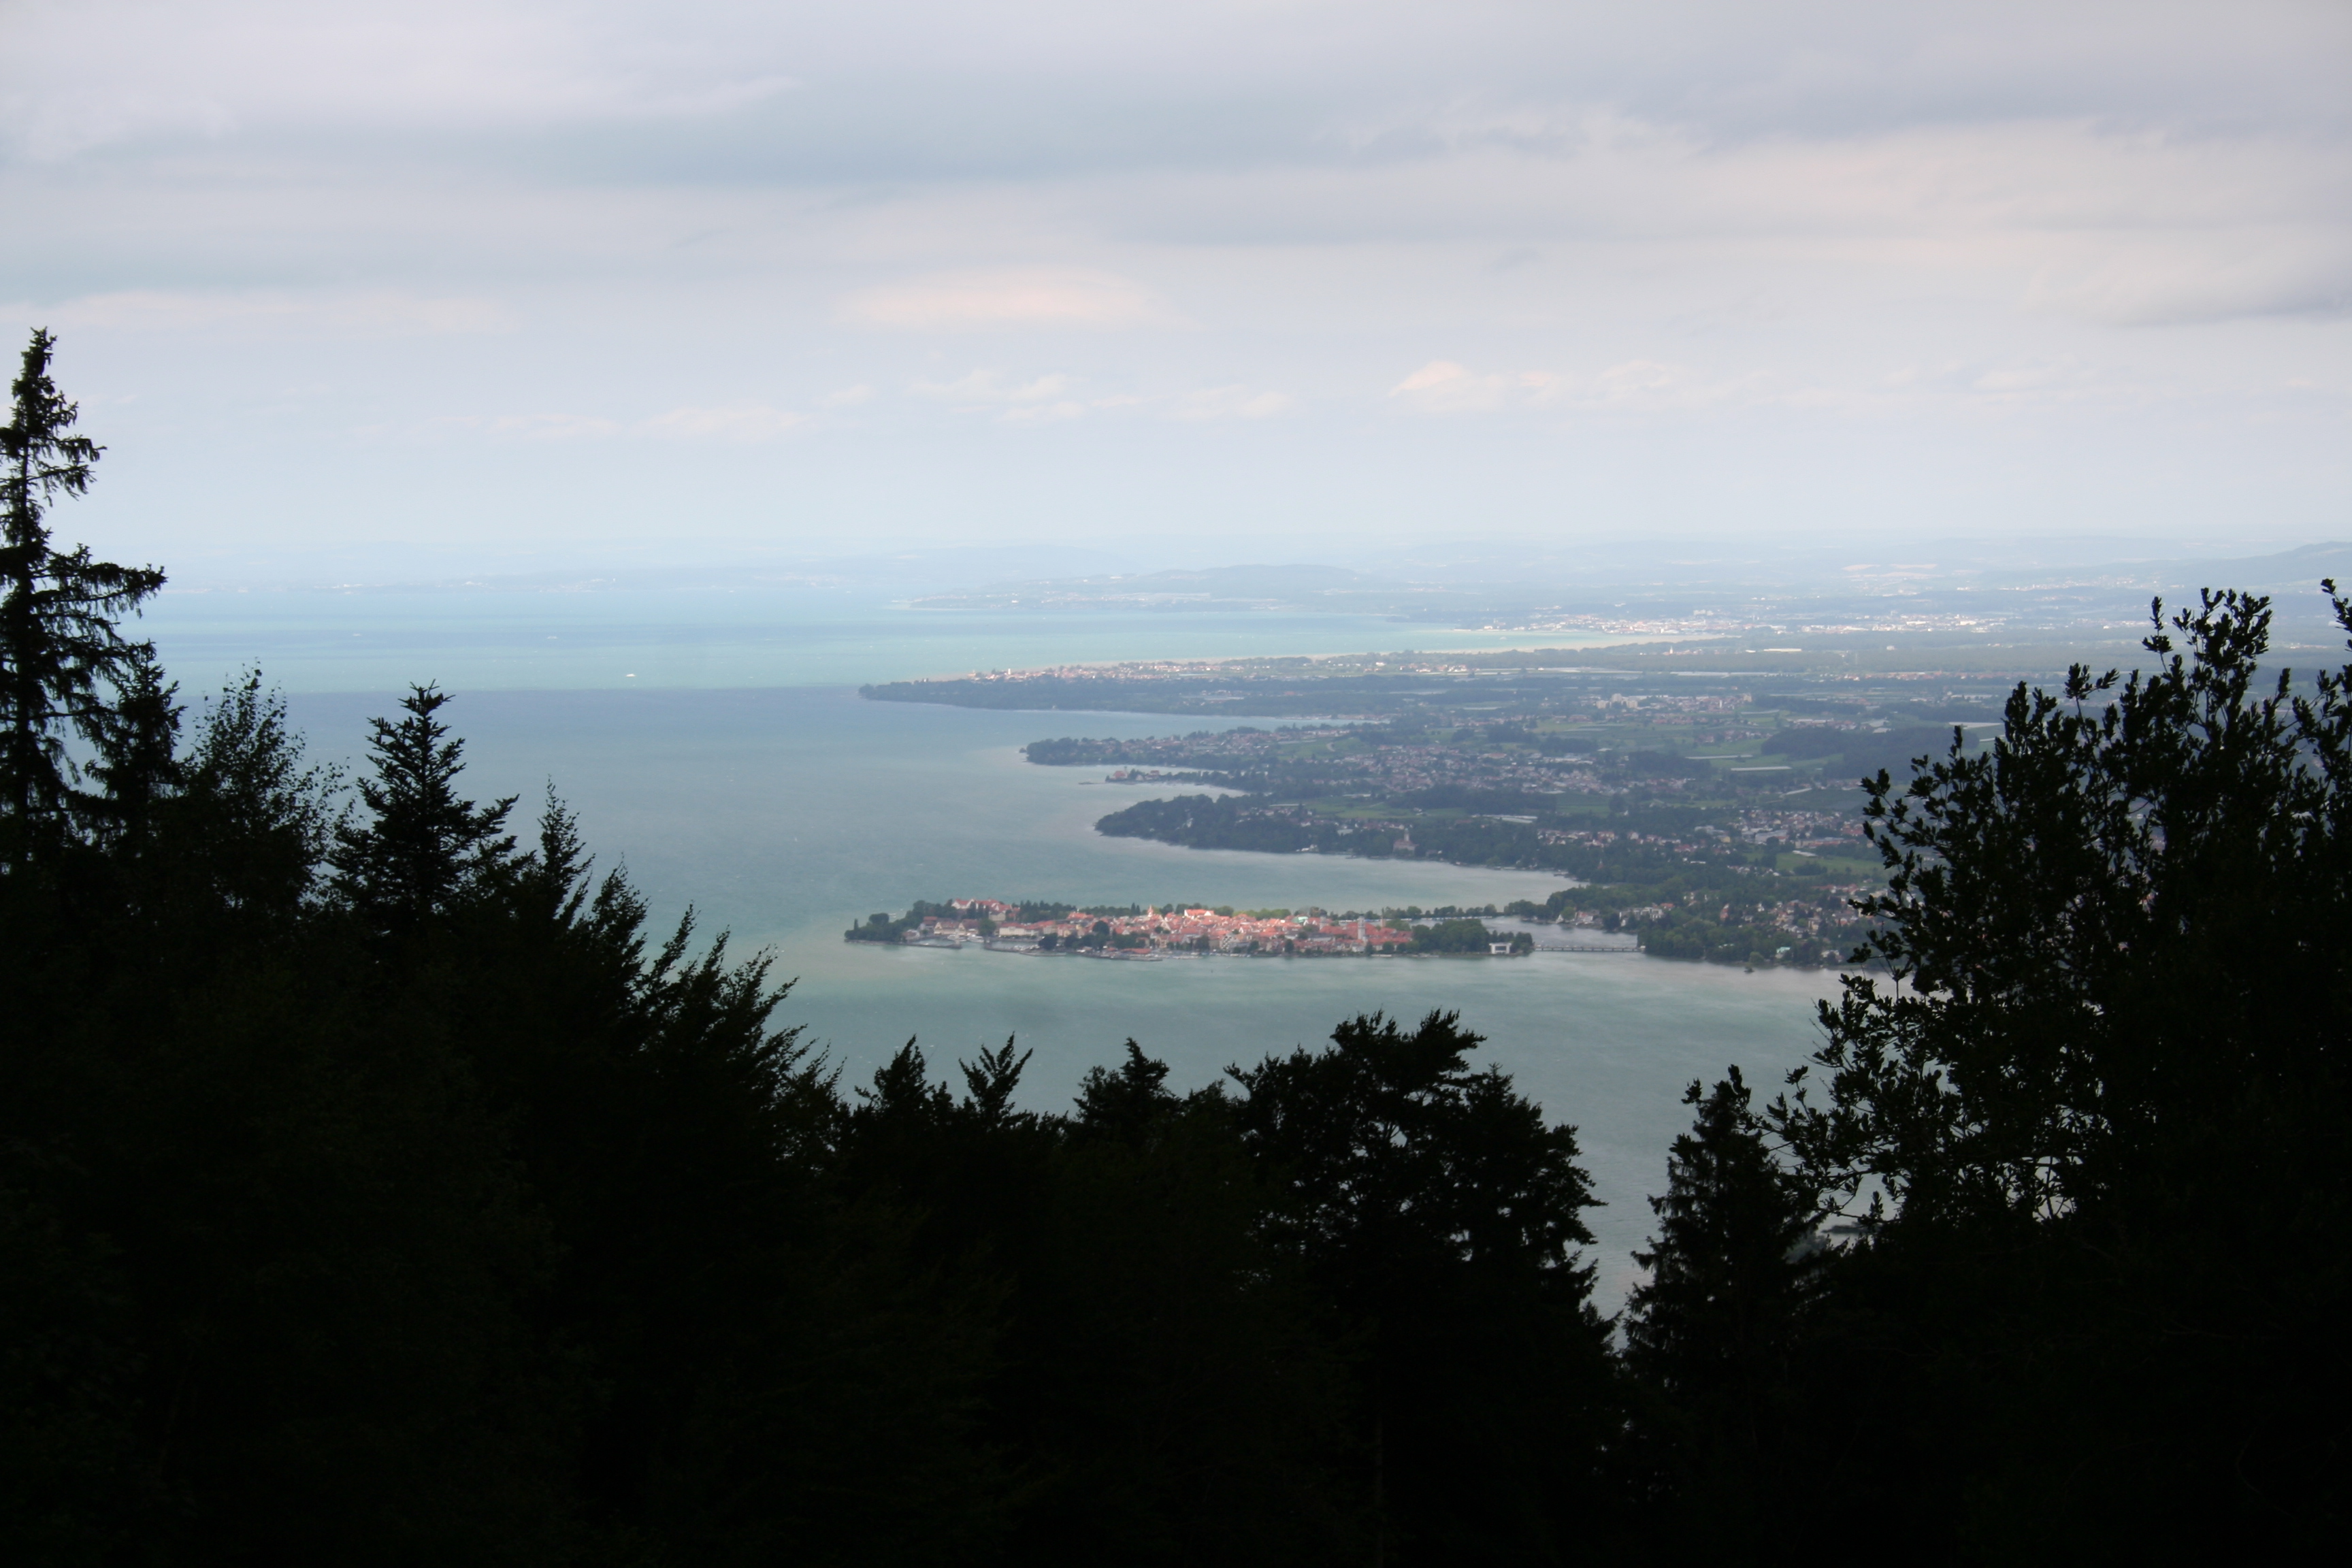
(845, 898, 1533, 958)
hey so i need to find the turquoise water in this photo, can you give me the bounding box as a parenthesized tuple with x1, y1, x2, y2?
(279, 683, 1840, 1308)
(169, 591, 1838, 1308)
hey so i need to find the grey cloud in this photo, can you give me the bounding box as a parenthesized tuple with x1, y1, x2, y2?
(12, 1, 2347, 174)
(3, 0, 2346, 567)
(2027, 234, 2352, 327)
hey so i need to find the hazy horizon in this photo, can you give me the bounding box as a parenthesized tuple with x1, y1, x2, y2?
(6, 1, 2347, 579)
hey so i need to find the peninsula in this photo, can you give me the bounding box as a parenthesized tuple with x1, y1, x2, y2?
(862, 647, 1965, 966)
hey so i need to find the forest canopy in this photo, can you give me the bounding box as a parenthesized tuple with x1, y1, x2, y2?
(3, 333, 2345, 1563)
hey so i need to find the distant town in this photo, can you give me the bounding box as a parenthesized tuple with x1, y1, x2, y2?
(862, 649, 1938, 968)
(846, 899, 1539, 958)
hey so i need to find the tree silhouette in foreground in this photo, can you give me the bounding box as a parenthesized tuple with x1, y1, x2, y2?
(1722, 585, 2352, 1559)
(1231, 1011, 1614, 1566)
(6, 328, 2349, 1563)
(328, 683, 518, 934)
(1620, 1067, 1825, 1552)
(0, 328, 165, 856)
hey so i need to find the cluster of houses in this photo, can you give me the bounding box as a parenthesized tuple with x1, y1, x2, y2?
(905, 898, 1420, 958)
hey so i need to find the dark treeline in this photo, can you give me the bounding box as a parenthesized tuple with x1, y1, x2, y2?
(5, 334, 2348, 1561)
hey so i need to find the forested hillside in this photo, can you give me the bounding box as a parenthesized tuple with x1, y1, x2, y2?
(5, 334, 2347, 1561)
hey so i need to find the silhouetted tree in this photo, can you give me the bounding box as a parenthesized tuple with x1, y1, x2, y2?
(1072, 1039, 1175, 1145)
(81, 648, 180, 848)
(1627, 1068, 1824, 1403)
(1763, 585, 2352, 1555)
(167, 670, 339, 921)
(0, 329, 166, 857)
(1042, 1045, 1355, 1565)
(1231, 1011, 1612, 1565)
(328, 683, 517, 934)
(960, 1036, 1034, 1126)
(1621, 1067, 1826, 1556)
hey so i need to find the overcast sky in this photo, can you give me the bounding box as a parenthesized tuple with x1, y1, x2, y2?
(4, 0, 2347, 581)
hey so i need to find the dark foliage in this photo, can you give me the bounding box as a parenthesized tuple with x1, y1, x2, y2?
(1620, 1069, 1825, 1552)
(1229, 1011, 1614, 1565)
(327, 683, 519, 936)
(1624, 585, 2352, 1562)
(0, 329, 166, 857)
(1405, 917, 1530, 954)
(6, 334, 2345, 1564)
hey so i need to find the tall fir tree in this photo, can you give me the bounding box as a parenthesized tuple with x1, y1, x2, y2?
(1621, 1066, 1826, 1558)
(0, 329, 167, 857)
(328, 683, 517, 934)
(1625, 1067, 1825, 1403)
(81, 647, 180, 849)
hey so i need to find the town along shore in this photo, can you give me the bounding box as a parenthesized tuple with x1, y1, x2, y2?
(847, 898, 1535, 956)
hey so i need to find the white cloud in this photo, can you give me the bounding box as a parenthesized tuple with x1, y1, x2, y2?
(840, 270, 1180, 331)
(1575, 360, 1770, 412)
(0, 0, 800, 157)
(7, 2, 2349, 560)
(1879, 356, 2149, 410)
(1389, 361, 1560, 413)
(2025, 233, 2352, 326)
(912, 370, 1095, 423)
(427, 404, 804, 442)
(1000, 399, 1090, 424)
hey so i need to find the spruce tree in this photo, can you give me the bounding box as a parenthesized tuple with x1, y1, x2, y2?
(1625, 1067, 1824, 1403)
(1618, 1071, 1825, 1562)
(81, 647, 180, 848)
(1622, 1064, 1825, 1554)
(1072, 1040, 1176, 1145)
(0, 329, 167, 857)
(328, 684, 517, 934)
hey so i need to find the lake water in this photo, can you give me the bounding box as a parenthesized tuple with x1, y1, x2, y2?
(147, 584, 1589, 691)
(153, 589, 1842, 1308)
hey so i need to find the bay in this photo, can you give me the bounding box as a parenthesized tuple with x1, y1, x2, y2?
(159, 589, 1840, 1309)
(278, 683, 1840, 1309)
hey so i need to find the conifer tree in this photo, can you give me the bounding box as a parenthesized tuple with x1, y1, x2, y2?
(1072, 1040, 1175, 1145)
(328, 683, 517, 933)
(81, 647, 180, 848)
(1626, 1068, 1824, 1400)
(0, 329, 166, 856)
